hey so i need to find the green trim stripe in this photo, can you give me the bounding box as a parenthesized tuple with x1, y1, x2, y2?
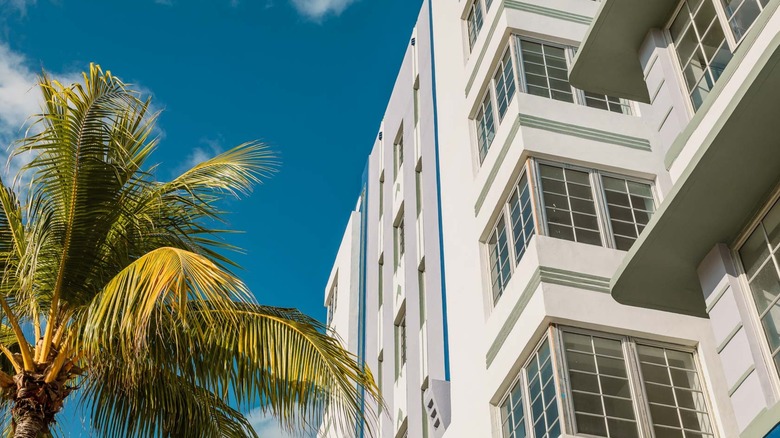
(465, 1, 591, 96)
(485, 267, 612, 367)
(716, 323, 743, 354)
(705, 281, 731, 313)
(539, 267, 611, 293)
(504, 1, 592, 25)
(474, 113, 652, 216)
(474, 115, 522, 215)
(728, 365, 755, 397)
(518, 114, 652, 151)
(465, 3, 505, 95)
(486, 269, 541, 367)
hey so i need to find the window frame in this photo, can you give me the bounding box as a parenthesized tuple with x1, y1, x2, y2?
(733, 187, 780, 394)
(495, 325, 719, 438)
(464, 0, 496, 52)
(485, 162, 539, 302)
(485, 158, 656, 305)
(513, 36, 635, 115)
(664, 0, 739, 114)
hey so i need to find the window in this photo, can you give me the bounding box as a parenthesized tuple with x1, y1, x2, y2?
(494, 48, 517, 120)
(537, 162, 656, 250)
(526, 339, 561, 438)
(488, 214, 513, 302)
(476, 92, 496, 163)
(499, 380, 527, 438)
(601, 177, 656, 251)
(668, 0, 734, 110)
(379, 178, 384, 217)
(738, 199, 780, 372)
(563, 332, 639, 437)
(485, 159, 655, 303)
(721, 0, 770, 41)
(466, 0, 495, 50)
(515, 37, 633, 114)
(396, 313, 407, 375)
(498, 327, 716, 438)
(378, 260, 384, 306)
(327, 283, 337, 327)
(539, 164, 602, 246)
(636, 344, 715, 437)
(416, 168, 423, 217)
(466, 0, 484, 50)
(519, 40, 574, 103)
(418, 270, 426, 326)
(398, 218, 405, 257)
(508, 173, 535, 264)
(395, 134, 404, 173)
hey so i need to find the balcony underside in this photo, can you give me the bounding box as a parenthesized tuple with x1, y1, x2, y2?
(610, 33, 780, 317)
(569, 0, 678, 103)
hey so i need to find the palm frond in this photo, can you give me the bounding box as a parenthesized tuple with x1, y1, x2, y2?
(83, 361, 258, 438)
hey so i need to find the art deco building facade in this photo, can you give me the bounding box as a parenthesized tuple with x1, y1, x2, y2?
(321, 0, 780, 437)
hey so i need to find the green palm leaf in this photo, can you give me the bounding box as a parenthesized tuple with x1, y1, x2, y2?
(0, 64, 379, 437)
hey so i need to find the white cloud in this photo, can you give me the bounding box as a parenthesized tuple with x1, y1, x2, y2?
(290, 0, 358, 21)
(0, 0, 36, 15)
(246, 408, 317, 438)
(0, 42, 81, 183)
(172, 137, 223, 177)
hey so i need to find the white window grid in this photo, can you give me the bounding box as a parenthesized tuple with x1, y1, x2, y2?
(488, 213, 513, 303)
(475, 38, 634, 166)
(465, 0, 496, 51)
(476, 91, 497, 164)
(485, 158, 657, 304)
(665, 0, 771, 114)
(494, 47, 517, 121)
(466, 0, 485, 50)
(735, 194, 780, 381)
(720, 0, 770, 41)
(496, 326, 718, 438)
(666, 0, 735, 112)
(513, 36, 634, 115)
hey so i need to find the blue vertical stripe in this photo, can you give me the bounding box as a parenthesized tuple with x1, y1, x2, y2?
(426, 0, 450, 381)
(356, 163, 369, 438)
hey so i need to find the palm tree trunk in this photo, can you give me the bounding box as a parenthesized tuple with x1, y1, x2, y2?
(11, 372, 66, 438)
(12, 409, 46, 438)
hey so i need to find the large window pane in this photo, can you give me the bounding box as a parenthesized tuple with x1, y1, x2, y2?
(476, 93, 496, 163)
(489, 215, 512, 302)
(539, 164, 602, 246)
(467, 0, 484, 49)
(562, 332, 639, 438)
(494, 49, 517, 120)
(722, 0, 766, 40)
(670, 0, 733, 110)
(601, 176, 655, 251)
(526, 339, 560, 438)
(508, 174, 535, 264)
(500, 379, 528, 438)
(740, 206, 780, 371)
(518, 39, 574, 103)
(637, 345, 715, 437)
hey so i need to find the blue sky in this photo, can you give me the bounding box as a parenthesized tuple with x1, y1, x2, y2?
(0, 0, 422, 435)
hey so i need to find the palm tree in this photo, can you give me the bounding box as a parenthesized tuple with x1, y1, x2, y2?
(0, 64, 379, 437)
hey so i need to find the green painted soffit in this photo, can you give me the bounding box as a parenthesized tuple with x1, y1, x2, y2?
(610, 32, 780, 318)
(569, 0, 678, 103)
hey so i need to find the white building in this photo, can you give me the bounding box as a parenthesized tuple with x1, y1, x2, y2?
(323, 0, 780, 437)
(319, 2, 450, 437)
